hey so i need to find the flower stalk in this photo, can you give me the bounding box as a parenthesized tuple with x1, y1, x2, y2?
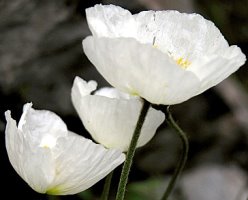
(115, 99, 150, 200)
(161, 106, 189, 200)
(101, 171, 114, 200)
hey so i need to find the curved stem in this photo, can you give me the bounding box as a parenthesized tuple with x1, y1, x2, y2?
(161, 106, 189, 200)
(115, 99, 150, 200)
(101, 171, 114, 200)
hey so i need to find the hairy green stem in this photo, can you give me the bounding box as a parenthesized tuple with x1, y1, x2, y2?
(161, 106, 189, 200)
(101, 171, 114, 200)
(115, 99, 150, 200)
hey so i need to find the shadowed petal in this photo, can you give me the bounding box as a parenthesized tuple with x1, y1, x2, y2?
(83, 37, 200, 105)
(71, 77, 165, 151)
(47, 132, 125, 195)
(5, 103, 125, 195)
(5, 108, 55, 193)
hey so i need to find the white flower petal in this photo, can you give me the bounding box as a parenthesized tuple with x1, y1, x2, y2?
(46, 131, 125, 195)
(20, 148, 55, 193)
(5, 103, 125, 195)
(134, 10, 229, 58)
(86, 4, 136, 38)
(71, 77, 165, 151)
(83, 36, 200, 105)
(190, 45, 246, 94)
(83, 4, 246, 105)
(4, 110, 22, 174)
(86, 5, 228, 58)
(5, 108, 55, 193)
(94, 87, 138, 100)
(18, 103, 68, 147)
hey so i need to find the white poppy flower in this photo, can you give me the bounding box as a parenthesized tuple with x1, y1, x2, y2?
(71, 76, 165, 152)
(83, 4, 246, 105)
(4, 103, 125, 195)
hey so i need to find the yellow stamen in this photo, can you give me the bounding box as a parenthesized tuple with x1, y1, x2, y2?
(151, 43, 191, 69)
(40, 135, 56, 149)
(153, 44, 158, 49)
(176, 57, 191, 69)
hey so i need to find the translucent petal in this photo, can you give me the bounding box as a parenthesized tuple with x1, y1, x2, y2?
(86, 5, 229, 58)
(86, 4, 136, 38)
(71, 77, 165, 151)
(94, 87, 138, 100)
(84, 4, 246, 105)
(18, 103, 68, 147)
(46, 132, 125, 195)
(189, 45, 246, 94)
(83, 37, 200, 105)
(5, 110, 24, 179)
(5, 109, 55, 193)
(5, 103, 125, 195)
(134, 10, 229, 59)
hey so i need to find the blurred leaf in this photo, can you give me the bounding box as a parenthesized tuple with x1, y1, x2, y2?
(77, 189, 95, 200)
(126, 177, 167, 200)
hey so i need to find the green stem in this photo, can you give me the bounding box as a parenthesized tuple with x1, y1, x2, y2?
(115, 99, 150, 200)
(101, 171, 114, 200)
(161, 106, 189, 200)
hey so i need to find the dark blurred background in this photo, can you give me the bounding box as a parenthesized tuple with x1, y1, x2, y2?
(0, 0, 247, 200)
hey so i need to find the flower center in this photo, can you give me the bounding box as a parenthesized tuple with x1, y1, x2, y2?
(129, 88, 139, 96)
(176, 57, 191, 69)
(152, 44, 191, 69)
(40, 135, 56, 149)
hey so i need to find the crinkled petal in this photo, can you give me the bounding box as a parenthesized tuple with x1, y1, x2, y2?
(84, 5, 246, 105)
(134, 10, 229, 58)
(5, 103, 124, 195)
(5, 109, 55, 193)
(18, 103, 68, 147)
(86, 4, 136, 38)
(20, 148, 55, 193)
(189, 45, 246, 94)
(47, 131, 125, 195)
(86, 4, 228, 58)
(71, 77, 165, 151)
(5, 110, 23, 175)
(83, 37, 200, 105)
